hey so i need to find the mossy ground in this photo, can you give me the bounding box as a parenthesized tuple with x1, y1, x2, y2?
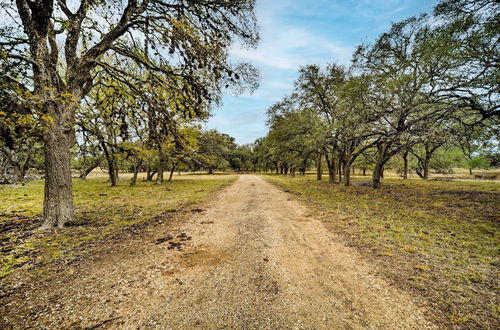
(263, 174, 499, 329)
(0, 174, 236, 283)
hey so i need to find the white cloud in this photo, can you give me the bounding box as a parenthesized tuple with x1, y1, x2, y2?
(209, 0, 434, 144)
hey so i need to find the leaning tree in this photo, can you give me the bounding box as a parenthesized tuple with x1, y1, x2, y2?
(0, 0, 258, 228)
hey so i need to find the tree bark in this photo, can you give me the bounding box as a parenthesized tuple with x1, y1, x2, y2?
(324, 151, 336, 183)
(372, 161, 384, 189)
(403, 151, 409, 180)
(168, 162, 178, 182)
(79, 159, 100, 180)
(146, 168, 157, 181)
(338, 160, 342, 183)
(156, 164, 164, 184)
(41, 120, 75, 229)
(316, 153, 322, 181)
(423, 156, 430, 180)
(130, 160, 142, 186)
(422, 143, 434, 180)
(343, 161, 351, 187)
(372, 143, 390, 189)
(109, 163, 117, 186)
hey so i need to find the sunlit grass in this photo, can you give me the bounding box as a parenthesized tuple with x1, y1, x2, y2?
(263, 174, 499, 328)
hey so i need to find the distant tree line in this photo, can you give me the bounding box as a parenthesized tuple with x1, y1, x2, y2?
(252, 0, 499, 188)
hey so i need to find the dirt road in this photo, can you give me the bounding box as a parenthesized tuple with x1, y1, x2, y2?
(2, 175, 433, 329)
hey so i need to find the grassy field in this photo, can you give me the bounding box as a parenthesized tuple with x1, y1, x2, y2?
(0, 174, 236, 283)
(263, 174, 499, 329)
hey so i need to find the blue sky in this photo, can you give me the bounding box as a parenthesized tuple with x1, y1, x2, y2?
(206, 0, 438, 144)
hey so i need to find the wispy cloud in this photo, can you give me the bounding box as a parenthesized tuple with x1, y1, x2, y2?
(208, 0, 437, 144)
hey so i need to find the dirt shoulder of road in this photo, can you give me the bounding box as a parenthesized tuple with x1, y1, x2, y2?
(263, 174, 499, 329)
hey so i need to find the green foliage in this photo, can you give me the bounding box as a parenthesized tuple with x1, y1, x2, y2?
(258, 0, 499, 186)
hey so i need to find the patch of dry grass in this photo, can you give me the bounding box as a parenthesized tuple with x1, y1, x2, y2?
(263, 174, 499, 329)
(0, 174, 236, 282)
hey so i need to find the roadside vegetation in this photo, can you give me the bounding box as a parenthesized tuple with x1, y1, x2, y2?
(0, 0, 498, 328)
(0, 174, 236, 284)
(264, 174, 499, 328)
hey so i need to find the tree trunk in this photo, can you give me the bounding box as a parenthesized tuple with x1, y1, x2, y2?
(156, 146, 165, 184)
(403, 151, 409, 180)
(168, 162, 177, 182)
(130, 160, 142, 186)
(109, 161, 117, 186)
(469, 167, 473, 175)
(156, 164, 164, 184)
(107, 155, 118, 186)
(372, 143, 390, 189)
(363, 167, 366, 176)
(147, 168, 157, 181)
(80, 159, 100, 180)
(423, 156, 430, 180)
(41, 122, 75, 229)
(316, 153, 322, 181)
(338, 160, 342, 183)
(344, 161, 351, 187)
(372, 161, 385, 189)
(324, 151, 337, 183)
(274, 162, 279, 174)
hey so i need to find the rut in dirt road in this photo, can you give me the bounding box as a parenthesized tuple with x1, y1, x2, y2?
(2, 175, 434, 329)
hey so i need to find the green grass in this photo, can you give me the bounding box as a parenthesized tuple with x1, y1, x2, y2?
(0, 174, 236, 282)
(263, 174, 499, 329)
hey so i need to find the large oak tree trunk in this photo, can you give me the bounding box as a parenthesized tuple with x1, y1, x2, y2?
(41, 118, 75, 229)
